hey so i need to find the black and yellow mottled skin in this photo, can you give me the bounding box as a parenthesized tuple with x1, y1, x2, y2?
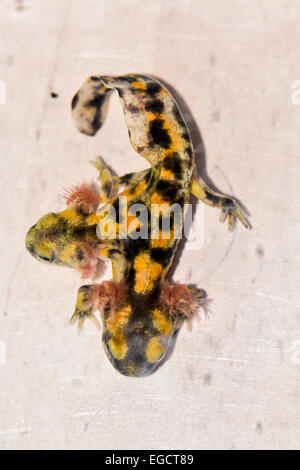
(26, 74, 250, 377)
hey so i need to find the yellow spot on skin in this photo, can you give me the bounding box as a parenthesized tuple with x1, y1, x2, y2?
(149, 261, 163, 281)
(86, 107, 97, 120)
(108, 334, 127, 360)
(99, 247, 110, 258)
(86, 212, 99, 225)
(152, 193, 169, 206)
(133, 253, 149, 293)
(134, 253, 162, 293)
(151, 237, 171, 248)
(161, 168, 174, 180)
(121, 189, 130, 197)
(162, 115, 188, 155)
(60, 208, 83, 224)
(145, 337, 165, 363)
(190, 178, 206, 199)
(147, 112, 157, 121)
(106, 307, 131, 360)
(106, 306, 131, 335)
(152, 308, 173, 335)
(132, 81, 147, 90)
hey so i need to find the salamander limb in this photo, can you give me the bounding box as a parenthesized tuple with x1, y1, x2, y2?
(191, 174, 251, 232)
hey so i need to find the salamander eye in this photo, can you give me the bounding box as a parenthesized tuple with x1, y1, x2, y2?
(38, 254, 52, 262)
(106, 340, 113, 356)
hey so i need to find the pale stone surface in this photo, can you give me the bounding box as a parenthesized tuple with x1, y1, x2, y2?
(0, 0, 299, 450)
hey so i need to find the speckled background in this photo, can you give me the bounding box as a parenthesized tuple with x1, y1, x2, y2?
(0, 0, 299, 450)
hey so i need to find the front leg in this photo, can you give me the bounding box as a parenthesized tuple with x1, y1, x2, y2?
(70, 284, 101, 329)
(90, 156, 114, 204)
(190, 174, 251, 232)
(90, 156, 151, 202)
(70, 280, 119, 329)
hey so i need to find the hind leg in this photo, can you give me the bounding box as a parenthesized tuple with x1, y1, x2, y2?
(191, 175, 250, 232)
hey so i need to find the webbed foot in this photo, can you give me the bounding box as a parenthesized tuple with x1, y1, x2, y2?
(219, 196, 251, 232)
(70, 284, 101, 329)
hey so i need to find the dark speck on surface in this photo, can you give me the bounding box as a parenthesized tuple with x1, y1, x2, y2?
(203, 373, 212, 385)
(256, 421, 263, 433)
(256, 245, 264, 258)
(212, 109, 220, 122)
(50, 92, 59, 98)
(6, 55, 14, 66)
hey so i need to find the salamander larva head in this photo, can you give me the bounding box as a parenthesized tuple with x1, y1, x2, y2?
(102, 314, 174, 378)
(26, 212, 61, 264)
(100, 303, 175, 377)
(25, 209, 94, 271)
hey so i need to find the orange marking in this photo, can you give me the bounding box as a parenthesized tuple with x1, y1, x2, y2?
(132, 81, 147, 90)
(106, 305, 131, 336)
(108, 334, 127, 360)
(133, 253, 162, 293)
(151, 237, 172, 248)
(151, 193, 170, 206)
(145, 337, 165, 363)
(152, 308, 173, 335)
(161, 168, 174, 180)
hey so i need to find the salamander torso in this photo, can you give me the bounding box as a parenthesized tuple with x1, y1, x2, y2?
(26, 74, 250, 376)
